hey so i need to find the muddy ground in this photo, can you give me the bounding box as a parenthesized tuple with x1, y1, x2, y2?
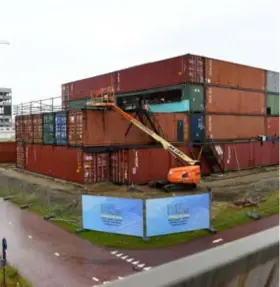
(0, 164, 278, 222)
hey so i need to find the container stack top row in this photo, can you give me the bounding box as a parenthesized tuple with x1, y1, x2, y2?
(61, 54, 279, 105)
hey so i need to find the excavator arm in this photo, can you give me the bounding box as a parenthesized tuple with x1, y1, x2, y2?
(88, 102, 199, 166)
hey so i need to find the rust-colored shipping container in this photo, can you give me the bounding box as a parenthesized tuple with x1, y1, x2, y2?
(205, 115, 265, 140)
(15, 115, 26, 142)
(65, 72, 117, 101)
(266, 117, 279, 137)
(206, 87, 265, 115)
(116, 54, 204, 93)
(25, 145, 110, 183)
(68, 110, 154, 146)
(205, 58, 265, 91)
(16, 142, 25, 169)
(153, 113, 189, 142)
(212, 141, 279, 171)
(0, 142, 16, 163)
(32, 114, 43, 144)
(110, 145, 210, 185)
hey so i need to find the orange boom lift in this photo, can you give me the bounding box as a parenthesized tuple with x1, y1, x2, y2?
(88, 88, 201, 190)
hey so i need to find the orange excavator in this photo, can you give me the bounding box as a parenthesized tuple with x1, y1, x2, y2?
(88, 89, 201, 190)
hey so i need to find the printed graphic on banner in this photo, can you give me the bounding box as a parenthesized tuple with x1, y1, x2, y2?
(82, 195, 144, 237)
(146, 193, 210, 236)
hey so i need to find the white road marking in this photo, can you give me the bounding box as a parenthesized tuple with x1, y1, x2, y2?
(118, 276, 123, 280)
(54, 252, 60, 256)
(103, 282, 111, 284)
(116, 253, 123, 257)
(212, 238, 223, 244)
(126, 258, 134, 262)
(111, 250, 118, 255)
(8, 222, 12, 225)
(138, 263, 145, 268)
(144, 267, 152, 271)
(92, 277, 99, 282)
(121, 255, 128, 260)
(28, 235, 32, 239)
(132, 261, 139, 265)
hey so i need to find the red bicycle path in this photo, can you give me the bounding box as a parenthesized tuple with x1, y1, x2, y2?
(0, 198, 278, 286)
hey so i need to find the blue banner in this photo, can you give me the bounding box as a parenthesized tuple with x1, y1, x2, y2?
(146, 193, 210, 237)
(82, 195, 144, 237)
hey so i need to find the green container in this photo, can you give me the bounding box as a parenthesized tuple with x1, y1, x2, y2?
(182, 84, 204, 112)
(43, 113, 55, 144)
(267, 93, 279, 115)
(68, 99, 91, 110)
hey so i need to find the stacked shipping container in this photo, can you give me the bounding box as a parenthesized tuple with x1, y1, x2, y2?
(15, 53, 279, 184)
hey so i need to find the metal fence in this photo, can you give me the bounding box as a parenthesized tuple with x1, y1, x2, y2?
(107, 226, 279, 287)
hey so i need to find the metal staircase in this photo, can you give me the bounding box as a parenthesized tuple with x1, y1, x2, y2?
(199, 145, 224, 173)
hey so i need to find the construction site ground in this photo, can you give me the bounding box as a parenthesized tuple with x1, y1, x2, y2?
(0, 164, 278, 249)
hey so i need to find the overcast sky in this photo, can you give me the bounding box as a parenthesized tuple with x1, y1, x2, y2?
(0, 0, 279, 105)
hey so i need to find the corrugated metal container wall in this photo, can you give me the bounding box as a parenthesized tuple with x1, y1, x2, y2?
(190, 114, 205, 142)
(16, 142, 25, 169)
(266, 71, 279, 93)
(206, 87, 265, 115)
(61, 84, 70, 111)
(15, 116, 24, 142)
(266, 117, 279, 136)
(205, 58, 265, 91)
(83, 153, 109, 183)
(152, 113, 189, 142)
(148, 100, 190, 113)
(266, 94, 279, 115)
(68, 110, 153, 146)
(68, 72, 116, 101)
(111, 146, 210, 185)
(25, 145, 84, 183)
(32, 114, 43, 144)
(217, 142, 279, 171)
(68, 99, 91, 110)
(205, 115, 265, 140)
(25, 115, 33, 143)
(43, 113, 55, 145)
(55, 112, 67, 145)
(0, 142, 16, 163)
(116, 54, 204, 93)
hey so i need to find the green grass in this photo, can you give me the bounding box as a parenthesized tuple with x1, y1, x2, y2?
(0, 265, 32, 287)
(0, 188, 278, 249)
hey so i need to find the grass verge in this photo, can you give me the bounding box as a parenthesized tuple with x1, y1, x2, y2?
(0, 188, 278, 249)
(0, 265, 32, 287)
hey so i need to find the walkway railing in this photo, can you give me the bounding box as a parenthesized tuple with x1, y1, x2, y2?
(108, 226, 279, 287)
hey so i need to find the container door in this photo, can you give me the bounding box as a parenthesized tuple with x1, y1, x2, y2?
(177, 120, 184, 142)
(190, 114, 205, 143)
(183, 84, 204, 112)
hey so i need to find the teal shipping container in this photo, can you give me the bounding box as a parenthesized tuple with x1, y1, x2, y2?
(266, 93, 279, 115)
(43, 113, 55, 144)
(149, 100, 190, 113)
(182, 84, 204, 112)
(68, 99, 91, 110)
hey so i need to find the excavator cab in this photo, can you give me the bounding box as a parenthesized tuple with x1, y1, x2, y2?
(167, 165, 201, 186)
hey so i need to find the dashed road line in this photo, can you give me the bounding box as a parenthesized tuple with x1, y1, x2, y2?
(212, 238, 223, 244)
(54, 252, 60, 257)
(110, 250, 152, 272)
(92, 277, 99, 282)
(28, 235, 32, 239)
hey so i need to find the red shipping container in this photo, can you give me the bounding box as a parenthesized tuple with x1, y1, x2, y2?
(266, 117, 279, 137)
(206, 115, 265, 140)
(153, 113, 189, 142)
(15, 115, 25, 142)
(110, 145, 210, 185)
(65, 72, 117, 101)
(206, 87, 265, 115)
(205, 58, 265, 91)
(0, 142, 16, 163)
(117, 54, 204, 93)
(210, 141, 279, 172)
(68, 110, 154, 146)
(25, 145, 110, 183)
(16, 142, 25, 169)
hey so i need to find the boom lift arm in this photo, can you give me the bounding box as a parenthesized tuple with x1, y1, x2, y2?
(88, 98, 201, 186)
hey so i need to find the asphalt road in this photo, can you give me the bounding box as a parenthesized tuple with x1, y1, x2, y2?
(0, 198, 278, 286)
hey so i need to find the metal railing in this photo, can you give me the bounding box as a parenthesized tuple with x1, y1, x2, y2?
(108, 226, 279, 287)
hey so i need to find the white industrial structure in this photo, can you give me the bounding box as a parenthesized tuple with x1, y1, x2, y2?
(0, 88, 14, 140)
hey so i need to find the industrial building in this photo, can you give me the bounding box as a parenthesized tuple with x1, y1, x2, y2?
(0, 87, 14, 139)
